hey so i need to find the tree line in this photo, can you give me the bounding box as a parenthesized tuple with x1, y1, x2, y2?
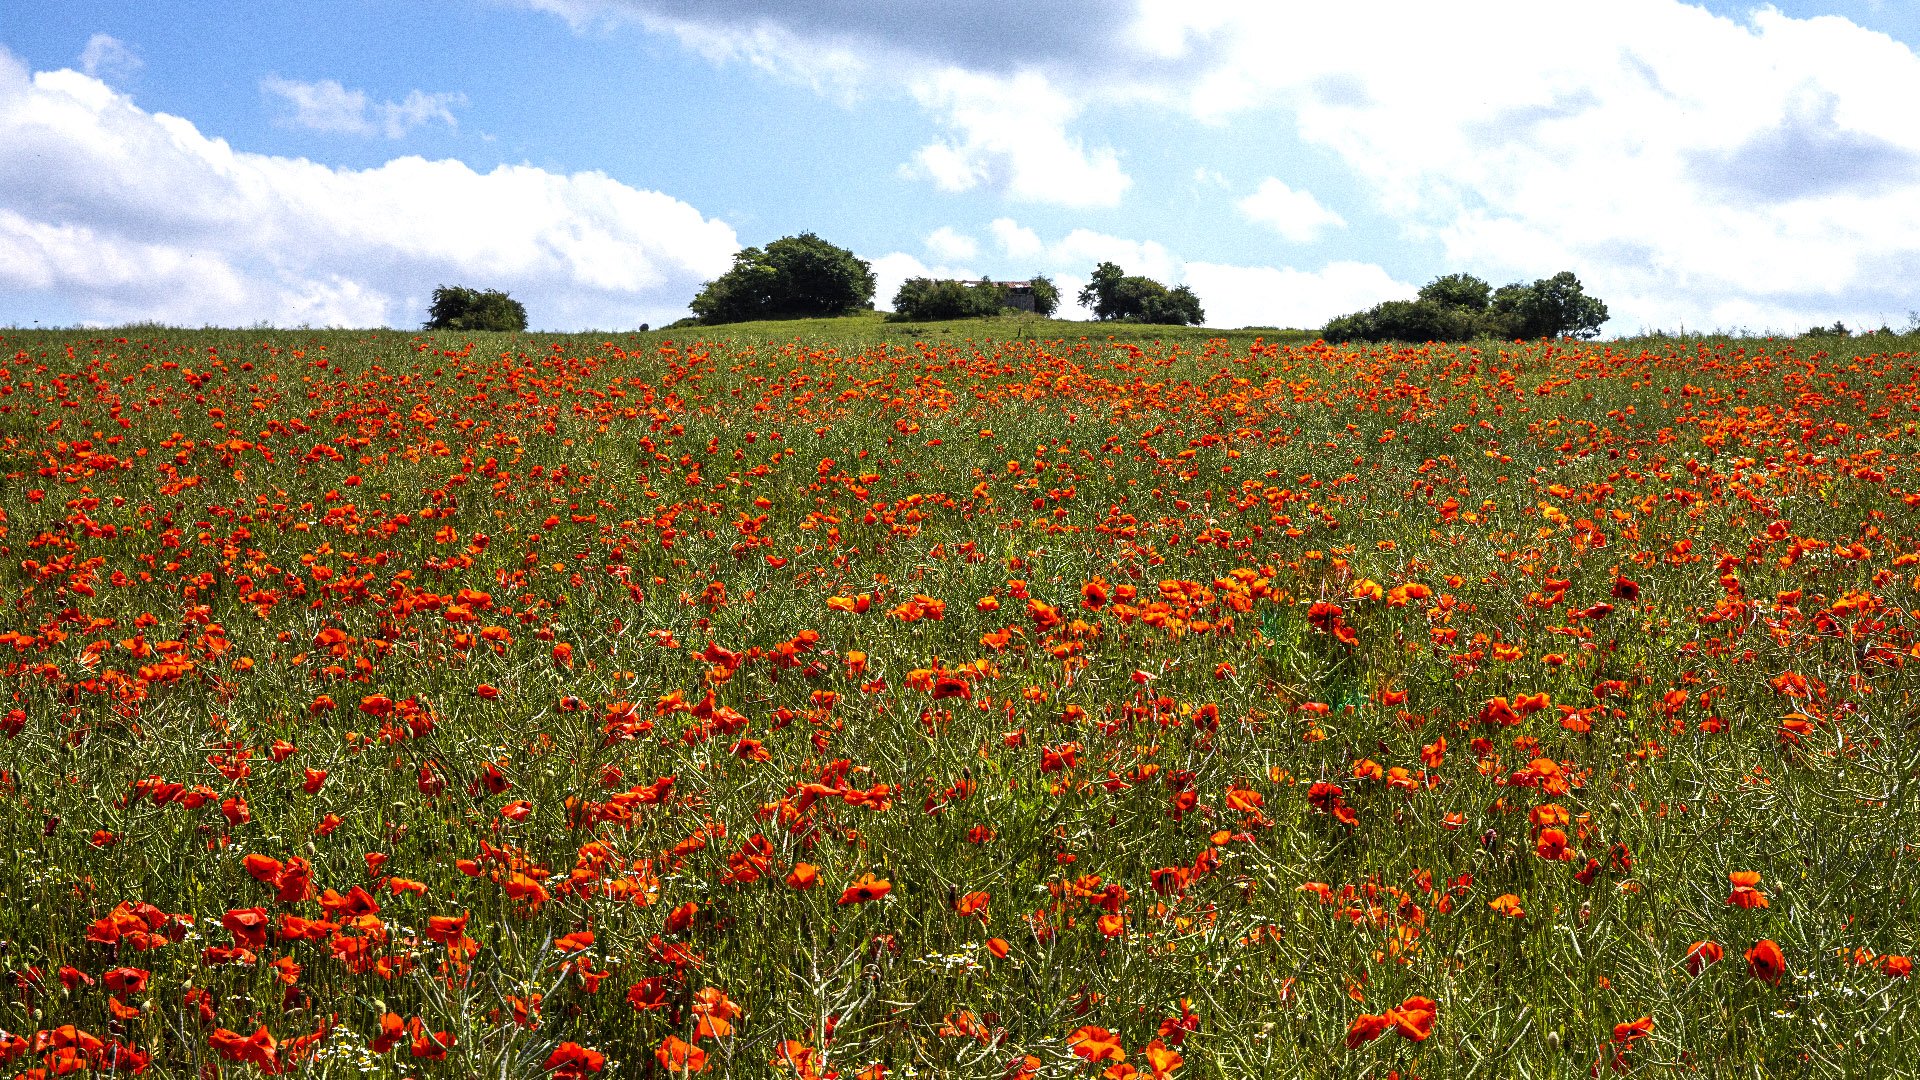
(421, 231, 1612, 341)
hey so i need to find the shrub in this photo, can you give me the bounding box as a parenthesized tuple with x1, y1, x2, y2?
(1077, 262, 1205, 325)
(689, 233, 876, 325)
(891, 278, 1008, 321)
(424, 286, 527, 332)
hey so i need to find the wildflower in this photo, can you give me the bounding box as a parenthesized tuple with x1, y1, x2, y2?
(656, 1035, 707, 1073)
(1745, 939, 1786, 985)
(839, 873, 891, 905)
(1068, 1026, 1125, 1064)
(1726, 871, 1768, 909)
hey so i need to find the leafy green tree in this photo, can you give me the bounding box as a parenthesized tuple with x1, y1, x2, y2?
(1488, 272, 1609, 339)
(689, 233, 876, 324)
(1076, 262, 1205, 325)
(1418, 273, 1493, 313)
(1324, 270, 1608, 342)
(1028, 275, 1060, 317)
(424, 286, 527, 332)
(891, 278, 1008, 321)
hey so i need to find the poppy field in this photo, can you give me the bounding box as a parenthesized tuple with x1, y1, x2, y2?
(1, 325, 1918, 1077)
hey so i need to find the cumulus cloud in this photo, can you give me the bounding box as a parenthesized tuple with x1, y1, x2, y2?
(78, 34, 141, 83)
(990, 217, 1044, 261)
(925, 226, 978, 261)
(1182, 261, 1413, 330)
(521, 0, 1920, 332)
(1237, 178, 1345, 242)
(0, 50, 738, 329)
(904, 70, 1130, 208)
(262, 76, 465, 139)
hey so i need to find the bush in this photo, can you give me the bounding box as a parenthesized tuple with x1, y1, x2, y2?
(689, 233, 876, 325)
(1323, 299, 1478, 344)
(1324, 271, 1608, 343)
(424, 286, 527, 332)
(891, 278, 1008, 321)
(1076, 262, 1205, 325)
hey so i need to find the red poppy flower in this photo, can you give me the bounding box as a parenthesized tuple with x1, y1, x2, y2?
(1745, 939, 1787, 985)
(839, 873, 891, 905)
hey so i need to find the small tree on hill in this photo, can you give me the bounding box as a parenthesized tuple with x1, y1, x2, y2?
(1029, 275, 1060, 316)
(1488, 272, 1609, 339)
(690, 233, 876, 324)
(425, 286, 527, 332)
(1076, 262, 1205, 325)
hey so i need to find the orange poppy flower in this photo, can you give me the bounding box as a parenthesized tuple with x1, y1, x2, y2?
(1726, 871, 1768, 909)
(656, 1035, 707, 1073)
(839, 873, 891, 905)
(1344, 1012, 1392, 1048)
(1684, 940, 1724, 975)
(1067, 1025, 1125, 1063)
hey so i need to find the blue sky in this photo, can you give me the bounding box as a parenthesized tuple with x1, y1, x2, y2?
(4, 0, 1920, 332)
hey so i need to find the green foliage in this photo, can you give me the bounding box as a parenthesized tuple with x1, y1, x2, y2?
(1076, 261, 1205, 325)
(689, 232, 876, 325)
(1028, 274, 1060, 317)
(1490, 271, 1610, 340)
(1418, 273, 1493, 312)
(890, 278, 1009, 321)
(1323, 299, 1479, 345)
(1325, 270, 1608, 342)
(424, 285, 527, 332)
(1801, 321, 1851, 339)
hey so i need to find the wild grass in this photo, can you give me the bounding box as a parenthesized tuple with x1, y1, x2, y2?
(0, 325, 1916, 1077)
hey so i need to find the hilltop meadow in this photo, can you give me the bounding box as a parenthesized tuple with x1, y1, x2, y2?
(1, 319, 1919, 1077)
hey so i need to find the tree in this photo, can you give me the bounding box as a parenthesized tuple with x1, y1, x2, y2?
(1029, 275, 1060, 317)
(1488, 272, 1609, 339)
(1076, 262, 1205, 325)
(1417, 273, 1492, 313)
(425, 286, 527, 332)
(1323, 270, 1608, 342)
(891, 278, 1007, 321)
(689, 233, 875, 324)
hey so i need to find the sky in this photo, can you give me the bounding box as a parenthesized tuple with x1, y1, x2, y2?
(4, 0, 1920, 334)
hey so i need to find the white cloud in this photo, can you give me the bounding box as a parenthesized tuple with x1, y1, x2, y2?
(1182, 261, 1414, 329)
(925, 225, 978, 261)
(78, 34, 141, 83)
(0, 50, 738, 329)
(990, 217, 1044, 260)
(904, 69, 1130, 207)
(987, 217, 1408, 327)
(262, 76, 465, 139)
(871, 252, 977, 312)
(528, 0, 1920, 332)
(1237, 177, 1345, 242)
